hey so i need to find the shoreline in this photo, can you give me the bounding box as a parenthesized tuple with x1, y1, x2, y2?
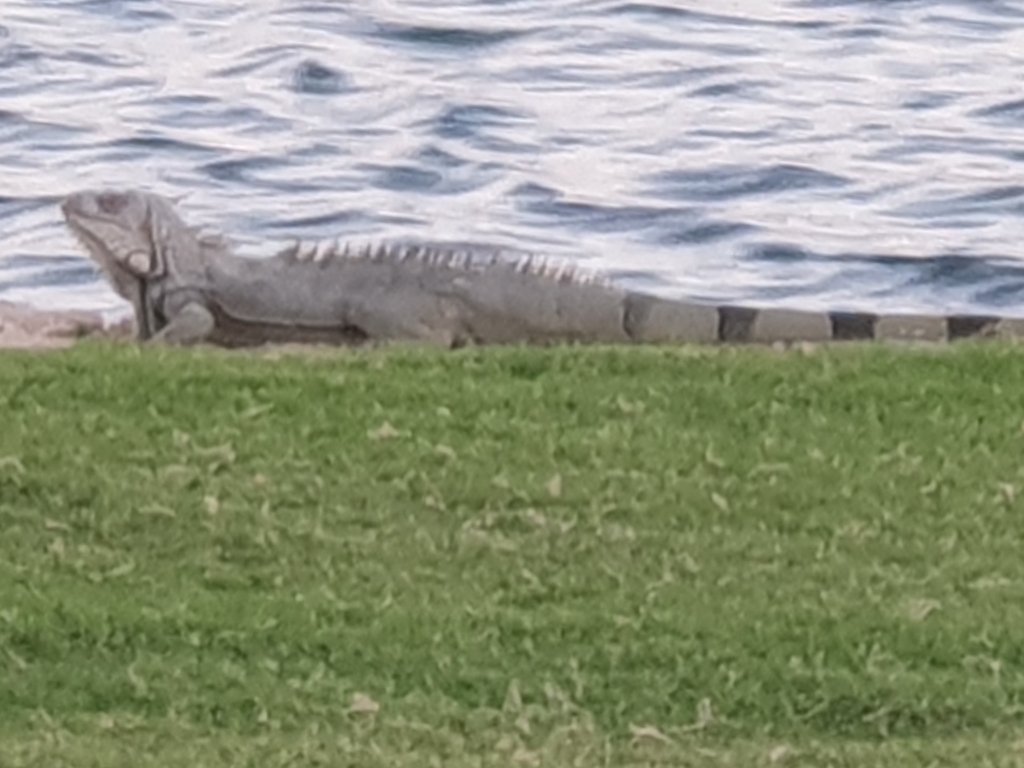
(0, 300, 132, 349)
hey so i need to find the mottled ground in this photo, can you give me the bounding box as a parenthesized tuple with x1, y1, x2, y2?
(0, 302, 131, 348)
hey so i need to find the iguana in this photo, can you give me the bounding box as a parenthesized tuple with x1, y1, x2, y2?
(61, 188, 1024, 347)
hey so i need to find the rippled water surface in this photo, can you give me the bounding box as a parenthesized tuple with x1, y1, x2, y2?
(4, 0, 1024, 315)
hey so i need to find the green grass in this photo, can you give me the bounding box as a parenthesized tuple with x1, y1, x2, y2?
(4, 340, 1024, 765)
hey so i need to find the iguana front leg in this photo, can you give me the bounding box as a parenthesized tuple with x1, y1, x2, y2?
(151, 300, 216, 344)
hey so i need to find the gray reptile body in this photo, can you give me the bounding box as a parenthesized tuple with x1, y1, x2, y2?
(62, 188, 1024, 347)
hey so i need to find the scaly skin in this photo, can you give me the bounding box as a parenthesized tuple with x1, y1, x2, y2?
(61, 188, 1024, 347)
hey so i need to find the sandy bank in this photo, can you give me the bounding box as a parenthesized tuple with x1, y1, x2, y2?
(0, 301, 132, 349)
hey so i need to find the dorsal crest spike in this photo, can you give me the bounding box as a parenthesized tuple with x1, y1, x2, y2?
(296, 240, 314, 262)
(277, 240, 301, 261)
(322, 239, 341, 261)
(312, 239, 333, 263)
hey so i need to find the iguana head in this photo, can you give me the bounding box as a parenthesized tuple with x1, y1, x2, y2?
(61, 189, 182, 281)
(62, 189, 196, 338)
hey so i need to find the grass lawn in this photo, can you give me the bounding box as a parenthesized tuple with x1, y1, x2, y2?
(3, 340, 1024, 765)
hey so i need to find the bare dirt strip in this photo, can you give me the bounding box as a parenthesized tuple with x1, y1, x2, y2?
(0, 301, 131, 349)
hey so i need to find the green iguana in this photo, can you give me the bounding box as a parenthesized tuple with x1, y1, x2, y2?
(61, 188, 1024, 347)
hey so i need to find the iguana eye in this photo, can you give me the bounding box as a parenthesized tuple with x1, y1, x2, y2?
(124, 250, 154, 275)
(97, 193, 129, 216)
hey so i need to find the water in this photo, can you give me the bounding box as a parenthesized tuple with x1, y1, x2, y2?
(4, 0, 1024, 317)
